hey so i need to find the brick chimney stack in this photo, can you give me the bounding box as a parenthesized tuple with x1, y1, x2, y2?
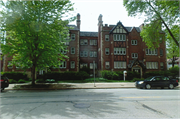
(98, 14, 103, 26)
(76, 13, 81, 30)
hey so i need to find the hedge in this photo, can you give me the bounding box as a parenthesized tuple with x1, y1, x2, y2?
(41, 71, 89, 81)
(3, 72, 28, 81)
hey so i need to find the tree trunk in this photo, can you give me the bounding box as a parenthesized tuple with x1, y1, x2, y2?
(31, 65, 36, 86)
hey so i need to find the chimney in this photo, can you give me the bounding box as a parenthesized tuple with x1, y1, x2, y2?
(139, 23, 144, 31)
(76, 13, 81, 30)
(98, 14, 103, 26)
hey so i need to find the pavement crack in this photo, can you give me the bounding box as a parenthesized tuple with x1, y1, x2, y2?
(28, 102, 46, 112)
(87, 108, 97, 118)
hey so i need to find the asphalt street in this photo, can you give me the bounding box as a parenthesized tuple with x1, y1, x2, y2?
(1, 88, 180, 119)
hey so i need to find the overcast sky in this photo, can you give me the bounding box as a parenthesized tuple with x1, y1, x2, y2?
(69, 0, 145, 32)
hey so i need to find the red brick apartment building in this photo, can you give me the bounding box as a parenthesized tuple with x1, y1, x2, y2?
(3, 14, 167, 77)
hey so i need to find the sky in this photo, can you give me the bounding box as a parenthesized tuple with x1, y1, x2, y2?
(69, 0, 145, 32)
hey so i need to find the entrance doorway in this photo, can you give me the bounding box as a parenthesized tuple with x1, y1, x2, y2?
(132, 66, 141, 78)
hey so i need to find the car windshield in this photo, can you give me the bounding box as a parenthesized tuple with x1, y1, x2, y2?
(144, 76, 154, 81)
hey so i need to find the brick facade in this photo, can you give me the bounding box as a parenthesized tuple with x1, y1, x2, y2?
(3, 13, 167, 77)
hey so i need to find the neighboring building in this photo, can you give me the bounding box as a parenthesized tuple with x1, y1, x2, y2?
(167, 57, 180, 70)
(3, 13, 167, 78)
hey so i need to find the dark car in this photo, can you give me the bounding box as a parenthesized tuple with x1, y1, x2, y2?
(1, 75, 9, 91)
(135, 76, 179, 89)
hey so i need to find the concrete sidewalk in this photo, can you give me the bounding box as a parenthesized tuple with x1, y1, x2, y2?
(6, 82, 136, 90)
(5, 82, 180, 90)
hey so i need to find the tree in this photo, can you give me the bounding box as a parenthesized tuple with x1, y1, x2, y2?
(123, 0, 179, 48)
(166, 25, 179, 67)
(0, 0, 75, 85)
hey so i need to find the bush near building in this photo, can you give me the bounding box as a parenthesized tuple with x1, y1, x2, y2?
(3, 72, 28, 81)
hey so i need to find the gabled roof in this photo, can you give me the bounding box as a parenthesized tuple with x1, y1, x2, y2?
(68, 25, 79, 30)
(128, 59, 146, 69)
(80, 32, 98, 37)
(109, 21, 129, 34)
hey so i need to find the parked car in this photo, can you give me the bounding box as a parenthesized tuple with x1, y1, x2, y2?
(135, 76, 179, 89)
(1, 75, 9, 91)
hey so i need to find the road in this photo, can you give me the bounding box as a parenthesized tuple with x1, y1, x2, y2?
(1, 88, 180, 119)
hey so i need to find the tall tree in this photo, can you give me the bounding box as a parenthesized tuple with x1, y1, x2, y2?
(123, 0, 179, 48)
(0, 0, 75, 85)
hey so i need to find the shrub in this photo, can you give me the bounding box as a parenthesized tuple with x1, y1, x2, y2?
(80, 66, 90, 75)
(75, 71, 89, 80)
(132, 78, 144, 82)
(3, 72, 28, 81)
(9, 79, 17, 84)
(18, 79, 26, 83)
(36, 79, 45, 83)
(101, 70, 118, 80)
(169, 66, 179, 78)
(126, 71, 140, 80)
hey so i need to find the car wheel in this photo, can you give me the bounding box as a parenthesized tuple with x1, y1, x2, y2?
(168, 84, 174, 89)
(145, 84, 151, 89)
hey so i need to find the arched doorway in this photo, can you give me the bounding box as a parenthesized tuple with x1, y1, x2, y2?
(132, 66, 142, 78)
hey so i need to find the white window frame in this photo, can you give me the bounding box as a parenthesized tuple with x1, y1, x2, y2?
(146, 49, 158, 55)
(132, 53, 138, 58)
(80, 51, 88, 57)
(114, 61, 126, 69)
(71, 34, 75, 41)
(60, 48, 67, 54)
(90, 63, 97, 69)
(59, 61, 67, 69)
(70, 61, 75, 69)
(71, 47, 75, 54)
(90, 40, 97, 45)
(113, 34, 126, 41)
(131, 40, 137, 45)
(80, 63, 88, 69)
(105, 35, 109, 41)
(8, 61, 13, 69)
(114, 48, 126, 55)
(90, 51, 97, 57)
(160, 62, 164, 69)
(105, 62, 110, 69)
(80, 39, 88, 45)
(146, 62, 158, 69)
(105, 48, 109, 55)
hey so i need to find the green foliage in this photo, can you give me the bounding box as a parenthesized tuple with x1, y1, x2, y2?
(18, 79, 27, 83)
(123, 0, 179, 48)
(0, 0, 75, 85)
(36, 79, 45, 83)
(3, 72, 28, 81)
(9, 79, 17, 84)
(132, 78, 144, 82)
(168, 66, 179, 78)
(126, 71, 140, 80)
(80, 66, 90, 74)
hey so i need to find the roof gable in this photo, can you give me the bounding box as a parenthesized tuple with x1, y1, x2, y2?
(110, 21, 128, 34)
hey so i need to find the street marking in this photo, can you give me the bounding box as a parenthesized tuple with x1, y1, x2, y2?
(119, 96, 161, 99)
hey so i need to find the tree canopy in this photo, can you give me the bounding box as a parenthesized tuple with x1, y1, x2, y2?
(0, 0, 75, 85)
(123, 0, 179, 48)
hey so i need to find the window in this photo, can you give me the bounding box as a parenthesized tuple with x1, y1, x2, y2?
(160, 62, 164, 69)
(16, 63, 22, 69)
(60, 48, 67, 54)
(105, 48, 109, 55)
(105, 62, 110, 69)
(105, 35, 109, 41)
(71, 34, 75, 41)
(113, 34, 126, 41)
(146, 49, 158, 55)
(160, 49, 163, 56)
(71, 47, 75, 54)
(114, 48, 126, 55)
(7, 61, 13, 69)
(59, 61, 66, 69)
(132, 53, 138, 58)
(131, 40, 137, 45)
(90, 40, 97, 45)
(70, 61, 75, 69)
(89, 51, 97, 57)
(114, 61, 126, 69)
(80, 51, 88, 57)
(90, 63, 97, 69)
(80, 39, 88, 45)
(146, 62, 158, 69)
(159, 37, 163, 43)
(80, 63, 88, 69)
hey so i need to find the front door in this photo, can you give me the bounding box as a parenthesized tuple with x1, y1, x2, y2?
(132, 67, 141, 78)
